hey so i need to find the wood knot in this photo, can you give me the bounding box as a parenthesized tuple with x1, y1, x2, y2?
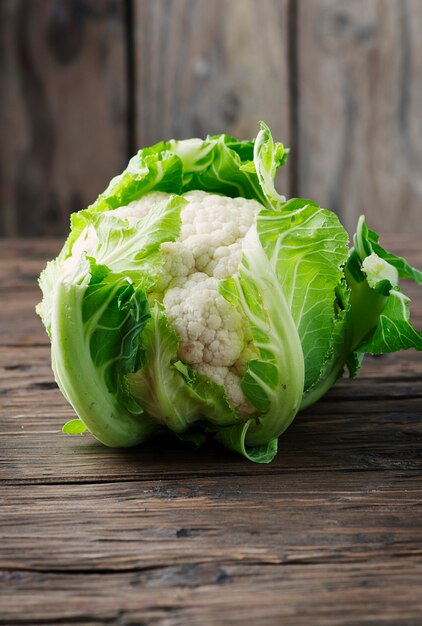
(46, 0, 85, 65)
(317, 0, 377, 52)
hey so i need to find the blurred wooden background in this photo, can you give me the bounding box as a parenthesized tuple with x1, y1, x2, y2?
(1, 0, 421, 237)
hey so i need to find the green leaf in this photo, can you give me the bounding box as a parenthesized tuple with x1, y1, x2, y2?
(169, 133, 271, 204)
(224, 225, 305, 446)
(257, 198, 350, 390)
(85, 130, 285, 222)
(82, 265, 151, 412)
(359, 289, 422, 353)
(299, 213, 422, 411)
(90, 148, 184, 213)
(241, 360, 278, 412)
(127, 303, 195, 432)
(68, 195, 185, 288)
(252, 121, 289, 209)
(215, 420, 278, 464)
(62, 419, 87, 435)
(37, 195, 185, 338)
(51, 257, 155, 447)
(36, 258, 60, 337)
(300, 216, 421, 413)
(346, 351, 364, 378)
(300, 279, 351, 410)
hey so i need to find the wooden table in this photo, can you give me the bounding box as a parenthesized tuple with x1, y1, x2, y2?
(1, 238, 421, 625)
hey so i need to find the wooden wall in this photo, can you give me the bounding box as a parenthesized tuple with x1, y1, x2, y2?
(1, 0, 421, 237)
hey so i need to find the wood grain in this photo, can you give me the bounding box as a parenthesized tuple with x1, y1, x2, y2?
(1, 563, 422, 625)
(0, 0, 128, 237)
(2, 0, 422, 240)
(0, 238, 421, 624)
(134, 0, 292, 195)
(0, 476, 422, 625)
(297, 0, 422, 234)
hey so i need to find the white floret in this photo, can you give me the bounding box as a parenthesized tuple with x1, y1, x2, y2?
(164, 273, 246, 367)
(154, 242, 195, 292)
(179, 191, 260, 279)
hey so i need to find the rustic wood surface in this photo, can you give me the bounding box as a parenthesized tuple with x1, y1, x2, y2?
(0, 237, 421, 625)
(3, 0, 422, 237)
(0, 0, 128, 236)
(297, 0, 422, 234)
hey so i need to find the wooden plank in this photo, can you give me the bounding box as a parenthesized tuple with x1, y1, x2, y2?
(1, 395, 421, 483)
(1, 291, 49, 347)
(1, 473, 421, 571)
(1, 562, 421, 626)
(297, 0, 422, 234)
(0, 475, 421, 624)
(0, 238, 62, 283)
(0, 0, 128, 237)
(134, 0, 292, 195)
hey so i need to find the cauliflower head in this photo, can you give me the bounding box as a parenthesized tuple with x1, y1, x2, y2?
(37, 122, 422, 462)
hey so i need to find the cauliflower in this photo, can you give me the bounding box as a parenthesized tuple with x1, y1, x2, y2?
(37, 122, 422, 463)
